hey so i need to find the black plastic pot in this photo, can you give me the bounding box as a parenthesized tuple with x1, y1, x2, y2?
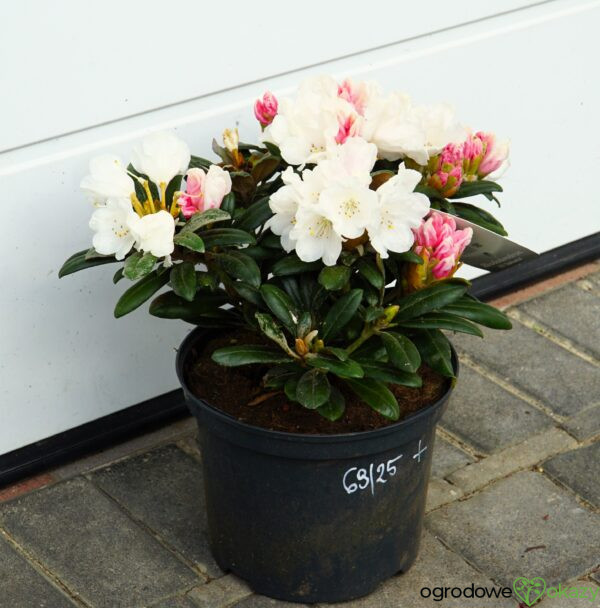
(176, 328, 456, 604)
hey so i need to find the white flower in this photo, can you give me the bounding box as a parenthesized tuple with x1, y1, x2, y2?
(89, 197, 138, 260)
(203, 165, 233, 210)
(367, 166, 430, 258)
(127, 210, 175, 258)
(289, 205, 343, 266)
(80, 155, 134, 205)
(319, 137, 377, 187)
(362, 92, 426, 163)
(262, 76, 342, 165)
(320, 181, 378, 239)
(130, 131, 190, 185)
(415, 103, 467, 159)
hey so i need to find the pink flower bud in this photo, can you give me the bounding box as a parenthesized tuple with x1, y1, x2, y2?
(254, 92, 278, 127)
(410, 211, 473, 286)
(475, 131, 509, 178)
(427, 143, 464, 197)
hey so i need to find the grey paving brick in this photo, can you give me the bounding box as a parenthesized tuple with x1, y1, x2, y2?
(543, 442, 600, 508)
(442, 366, 553, 454)
(425, 478, 463, 512)
(187, 575, 252, 607)
(519, 284, 600, 358)
(151, 596, 199, 608)
(453, 322, 600, 417)
(92, 444, 220, 577)
(562, 403, 600, 441)
(0, 477, 198, 608)
(426, 471, 600, 588)
(431, 436, 473, 478)
(540, 582, 600, 607)
(53, 417, 196, 480)
(447, 428, 576, 494)
(233, 596, 309, 607)
(318, 530, 514, 607)
(0, 535, 77, 607)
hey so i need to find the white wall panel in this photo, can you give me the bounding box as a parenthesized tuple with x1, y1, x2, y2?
(1, 0, 599, 454)
(1, 0, 543, 152)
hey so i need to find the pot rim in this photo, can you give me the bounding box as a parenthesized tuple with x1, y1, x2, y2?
(176, 326, 458, 445)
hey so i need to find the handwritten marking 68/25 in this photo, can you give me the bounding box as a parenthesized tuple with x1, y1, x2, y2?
(343, 455, 403, 495)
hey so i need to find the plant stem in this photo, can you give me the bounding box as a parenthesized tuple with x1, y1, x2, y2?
(346, 325, 375, 355)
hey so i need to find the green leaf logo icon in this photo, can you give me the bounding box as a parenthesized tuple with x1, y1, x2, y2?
(513, 577, 547, 606)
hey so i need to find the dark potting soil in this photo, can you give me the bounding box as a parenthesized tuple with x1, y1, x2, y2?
(185, 332, 449, 435)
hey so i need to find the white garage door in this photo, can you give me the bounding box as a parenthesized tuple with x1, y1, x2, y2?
(1, 0, 599, 455)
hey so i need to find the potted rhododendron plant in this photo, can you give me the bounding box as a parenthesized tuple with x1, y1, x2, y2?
(60, 76, 512, 603)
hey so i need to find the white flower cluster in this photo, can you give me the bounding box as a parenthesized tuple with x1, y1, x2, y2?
(82, 132, 191, 261)
(266, 138, 430, 265)
(262, 75, 466, 166)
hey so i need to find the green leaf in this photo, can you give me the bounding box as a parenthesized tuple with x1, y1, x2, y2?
(189, 155, 212, 169)
(181, 208, 231, 233)
(123, 251, 157, 281)
(356, 258, 384, 289)
(113, 267, 124, 284)
(260, 284, 299, 330)
(450, 179, 503, 199)
(317, 386, 345, 421)
(173, 232, 205, 253)
(296, 369, 331, 409)
(165, 174, 183, 211)
(395, 279, 469, 321)
(170, 262, 197, 302)
(345, 378, 399, 420)
(263, 142, 282, 158)
(389, 250, 423, 265)
(443, 296, 512, 330)
(211, 345, 289, 366)
(358, 361, 422, 387)
(380, 332, 421, 372)
(272, 255, 322, 276)
(233, 283, 262, 308)
(397, 312, 483, 337)
(365, 306, 385, 322)
(263, 364, 301, 389)
(306, 355, 364, 378)
(412, 329, 455, 378)
(325, 346, 349, 361)
(149, 290, 230, 322)
(217, 251, 261, 288)
(451, 202, 507, 236)
(251, 155, 280, 183)
(318, 266, 351, 290)
(296, 311, 312, 338)
(234, 196, 273, 231)
(114, 269, 170, 318)
(321, 289, 363, 342)
(255, 312, 296, 357)
(220, 192, 236, 215)
(201, 228, 256, 249)
(284, 376, 299, 401)
(59, 249, 118, 278)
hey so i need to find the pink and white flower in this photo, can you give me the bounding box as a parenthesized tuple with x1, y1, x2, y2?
(427, 142, 465, 197)
(475, 131, 510, 179)
(178, 166, 232, 218)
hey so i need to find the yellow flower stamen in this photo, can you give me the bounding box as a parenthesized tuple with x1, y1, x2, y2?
(142, 181, 156, 214)
(130, 193, 145, 217)
(159, 182, 167, 211)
